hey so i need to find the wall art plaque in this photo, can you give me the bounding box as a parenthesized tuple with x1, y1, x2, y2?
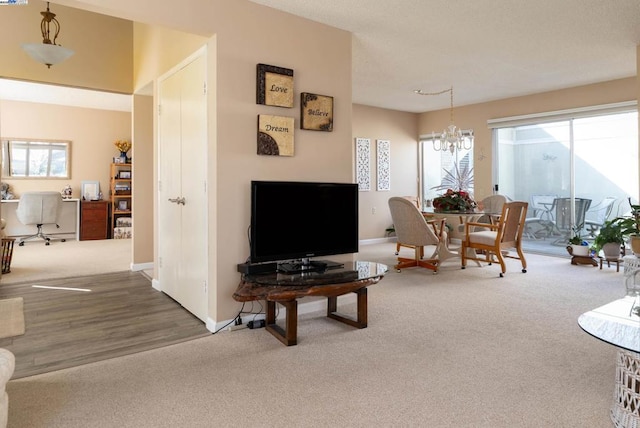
(257, 115, 295, 156)
(376, 139, 390, 191)
(256, 64, 294, 108)
(355, 138, 371, 191)
(300, 92, 333, 131)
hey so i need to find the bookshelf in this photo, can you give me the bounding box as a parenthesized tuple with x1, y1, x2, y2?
(110, 162, 132, 238)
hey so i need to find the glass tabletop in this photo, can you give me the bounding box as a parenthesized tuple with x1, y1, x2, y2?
(578, 296, 640, 353)
(244, 261, 388, 286)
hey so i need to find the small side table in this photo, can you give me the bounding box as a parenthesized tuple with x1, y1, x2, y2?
(599, 256, 623, 272)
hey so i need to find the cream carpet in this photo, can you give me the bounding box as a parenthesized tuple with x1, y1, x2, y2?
(0, 297, 24, 339)
(5, 243, 628, 427)
(0, 239, 131, 285)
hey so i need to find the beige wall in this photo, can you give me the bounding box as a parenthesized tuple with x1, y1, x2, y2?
(91, 0, 352, 323)
(352, 104, 419, 240)
(132, 94, 154, 264)
(0, 1, 133, 93)
(0, 100, 131, 198)
(419, 77, 638, 203)
(211, 2, 352, 322)
(133, 24, 209, 93)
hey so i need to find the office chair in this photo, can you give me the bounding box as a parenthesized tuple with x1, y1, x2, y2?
(15, 192, 65, 246)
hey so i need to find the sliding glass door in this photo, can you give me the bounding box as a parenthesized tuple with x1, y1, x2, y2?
(495, 110, 638, 256)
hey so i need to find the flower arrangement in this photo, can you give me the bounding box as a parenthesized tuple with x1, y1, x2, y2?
(114, 139, 132, 154)
(432, 189, 477, 212)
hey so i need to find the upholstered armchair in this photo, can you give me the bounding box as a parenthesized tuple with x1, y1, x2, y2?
(388, 197, 445, 273)
(0, 348, 15, 428)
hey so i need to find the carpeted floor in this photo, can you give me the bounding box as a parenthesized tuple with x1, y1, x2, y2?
(5, 242, 628, 427)
(1, 239, 131, 285)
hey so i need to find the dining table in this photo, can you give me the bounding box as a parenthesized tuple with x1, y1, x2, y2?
(422, 209, 499, 264)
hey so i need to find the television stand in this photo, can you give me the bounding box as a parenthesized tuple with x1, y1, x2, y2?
(277, 259, 344, 274)
(233, 261, 388, 346)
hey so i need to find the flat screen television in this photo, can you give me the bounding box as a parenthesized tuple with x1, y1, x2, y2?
(250, 180, 359, 272)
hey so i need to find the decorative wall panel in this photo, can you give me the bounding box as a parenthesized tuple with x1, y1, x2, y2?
(355, 138, 370, 191)
(377, 139, 390, 191)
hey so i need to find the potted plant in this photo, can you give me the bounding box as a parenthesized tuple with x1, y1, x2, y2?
(593, 220, 624, 259)
(611, 198, 640, 256)
(567, 228, 590, 256)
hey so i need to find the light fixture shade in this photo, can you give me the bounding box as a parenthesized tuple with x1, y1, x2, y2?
(21, 43, 74, 68)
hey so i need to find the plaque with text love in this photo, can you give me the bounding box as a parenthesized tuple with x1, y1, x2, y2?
(300, 92, 333, 131)
(257, 64, 294, 108)
(257, 115, 295, 156)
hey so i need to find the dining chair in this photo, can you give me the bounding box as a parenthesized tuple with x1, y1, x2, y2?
(551, 197, 592, 244)
(476, 194, 507, 226)
(394, 196, 422, 255)
(388, 197, 445, 273)
(584, 197, 617, 238)
(461, 201, 528, 277)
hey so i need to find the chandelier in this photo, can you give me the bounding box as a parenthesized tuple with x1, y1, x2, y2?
(21, 2, 74, 68)
(414, 86, 474, 153)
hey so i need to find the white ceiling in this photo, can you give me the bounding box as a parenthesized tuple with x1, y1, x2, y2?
(249, 0, 640, 113)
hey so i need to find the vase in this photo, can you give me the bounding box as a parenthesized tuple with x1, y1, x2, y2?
(120, 152, 128, 163)
(568, 244, 590, 257)
(602, 242, 622, 260)
(630, 235, 640, 256)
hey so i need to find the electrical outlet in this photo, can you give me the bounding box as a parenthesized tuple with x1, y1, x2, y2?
(372, 207, 377, 214)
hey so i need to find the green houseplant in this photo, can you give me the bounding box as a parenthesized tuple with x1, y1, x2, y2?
(611, 198, 640, 255)
(593, 220, 624, 259)
(567, 227, 590, 256)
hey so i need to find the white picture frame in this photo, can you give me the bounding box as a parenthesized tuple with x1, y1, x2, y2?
(81, 180, 100, 201)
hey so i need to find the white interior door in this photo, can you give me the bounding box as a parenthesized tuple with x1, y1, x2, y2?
(158, 52, 208, 321)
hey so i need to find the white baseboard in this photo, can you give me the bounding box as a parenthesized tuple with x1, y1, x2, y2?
(131, 261, 153, 272)
(360, 237, 395, 246)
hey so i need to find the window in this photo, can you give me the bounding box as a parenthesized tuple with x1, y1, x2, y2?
(491, 105, 638, 256)
(419, 131, 474, 205)
(1, 139, 71, 179)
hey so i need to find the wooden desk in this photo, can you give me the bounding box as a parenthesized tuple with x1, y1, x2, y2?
(233, 261, 387, 346)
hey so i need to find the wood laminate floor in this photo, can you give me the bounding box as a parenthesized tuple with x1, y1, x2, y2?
(0, 271, 210, 379)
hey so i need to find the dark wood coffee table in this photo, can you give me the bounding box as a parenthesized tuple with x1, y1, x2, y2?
(233, 261, 387, 346)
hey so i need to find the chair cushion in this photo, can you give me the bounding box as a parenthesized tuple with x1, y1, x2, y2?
(469, 230, 498, 246)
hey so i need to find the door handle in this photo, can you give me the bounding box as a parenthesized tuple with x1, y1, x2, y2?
(168, 197, 186, 205)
